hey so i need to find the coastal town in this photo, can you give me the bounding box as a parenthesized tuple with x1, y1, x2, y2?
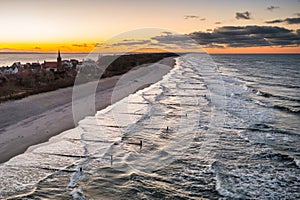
(0, 50, 81, 75)
(0, 51, 86, 101)
(0, 52, 177, 102)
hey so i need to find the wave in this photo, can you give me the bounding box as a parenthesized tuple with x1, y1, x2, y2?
(260, 82, 300, 89)
(253, 88, 300, 102)
(246, 123, 299, 136)
(1, 54, 299, 199)
(247, 88, 300, 114)
(211, 150, 300, 199)
(273, 104, 300, 114)
(259, 90, 299, 102)
(250, 150, 299, 168)
(221, 76, 300, 116)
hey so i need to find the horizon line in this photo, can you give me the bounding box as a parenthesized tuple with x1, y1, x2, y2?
(0, 51, 299, 55)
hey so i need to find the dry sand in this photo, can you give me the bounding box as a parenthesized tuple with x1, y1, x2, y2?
(0, 57, 175, 163)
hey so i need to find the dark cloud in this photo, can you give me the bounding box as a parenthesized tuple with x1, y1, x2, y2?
(184, 15, 199, 20)
(151, 26, 300, 49)
(285, 17, 300, 24)
(34, 47, 41, 50)
(265, 17, 300, 24)
(100, 26, 300, 50)
(267, 6, 280, 11)
(265, 19, 284, 24)
(188, 26, 300, 47)
(151, 34, 194, 44)
(236, 11, 251, 20)
(150, 34, 199, 49)
(161, 31, 173, 35)
(200, 18, 206, 21)
(295, 13, 300, 17)
(215, 22, 221, 24)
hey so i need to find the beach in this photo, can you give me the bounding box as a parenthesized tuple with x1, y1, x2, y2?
(1, 0, 299, 198)
(0, 53, 299, 199)
(0, 57, 175, 164)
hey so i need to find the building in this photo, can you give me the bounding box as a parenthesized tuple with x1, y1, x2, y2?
(42, 50, 63, 72)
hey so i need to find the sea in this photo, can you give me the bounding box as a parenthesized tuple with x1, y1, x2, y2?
(0, 53, 299, 199)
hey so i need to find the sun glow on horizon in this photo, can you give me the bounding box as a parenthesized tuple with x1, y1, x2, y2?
(1, 42, 299, 54)
(205, 46, 300, 54)
(0, 0, 299, 54)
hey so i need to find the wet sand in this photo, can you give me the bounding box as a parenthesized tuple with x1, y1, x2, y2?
(0, 57, 175, 163)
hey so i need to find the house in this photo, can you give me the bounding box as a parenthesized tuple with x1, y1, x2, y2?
(41, 50, 62, 72)
(42, 61, 58, 72)
(62, 60, 72, 69)
(11, 67, 19, 74)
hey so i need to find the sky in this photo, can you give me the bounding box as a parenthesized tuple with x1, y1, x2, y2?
(0, 0, 299, 53)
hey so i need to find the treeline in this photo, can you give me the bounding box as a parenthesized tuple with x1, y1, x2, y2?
(75, 52, 178, 82)
(101, 52, 178, 77)
(0, 69, 75, 102)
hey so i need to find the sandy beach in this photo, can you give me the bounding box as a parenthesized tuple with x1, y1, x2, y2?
(0, 57, 175, 164)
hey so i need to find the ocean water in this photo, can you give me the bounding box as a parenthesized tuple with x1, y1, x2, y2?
(0, 53, 299, 199)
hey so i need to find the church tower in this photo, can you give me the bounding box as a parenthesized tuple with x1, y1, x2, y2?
(57, 50, 62, 69)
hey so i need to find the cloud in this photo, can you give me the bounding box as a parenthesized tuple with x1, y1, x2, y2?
(267, 6, 280, 11)
(265, 17, 300, 24)
(295, 13, 300, 17)
(94, 42, 105, 47)
(0, 48, 19, 51)
(265, 19, 284, 24)
(95, 26, 300, 51)
(151, 34, 199, 49)
(184, 15, 199, 20)
(122, 39, 135, 42)
(188, 26, 300, 47)
(281, 17, 300, 24)
(151, 34, 194, 44)
(57, 45, 72, 51)
(184, 15, 206, 21)
(236, 11, 251, 20)
(161, 31, 173, 35)
(111, 40, 151, 46)
(205, 44, 225, 49)
(215, 22, 222, 24)
(72, 43, 88, 48)
(34, 47, 41, 50)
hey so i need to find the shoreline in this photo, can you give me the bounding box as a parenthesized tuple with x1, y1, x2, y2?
(0, 57, 175, 164)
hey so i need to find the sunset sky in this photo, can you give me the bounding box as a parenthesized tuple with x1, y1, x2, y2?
(0, 0, 299, 53)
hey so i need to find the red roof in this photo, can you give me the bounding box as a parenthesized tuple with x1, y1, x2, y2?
(42, 61, 57, 69)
